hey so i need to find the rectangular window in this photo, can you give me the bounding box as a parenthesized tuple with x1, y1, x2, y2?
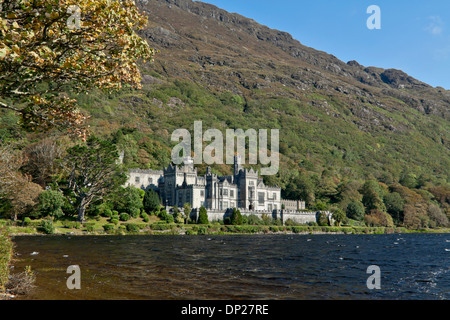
(200, 190, 205, 197)
(148, 177, 153, 184)
(223, 189, 228, 196)
(135, 177, 140, 184)
(273, 193, 276, 200)
(268, 204, 272, 211)
(258, 192, 265, 205)
(230, 190, 234, 197)
(248, 187, 255, 199)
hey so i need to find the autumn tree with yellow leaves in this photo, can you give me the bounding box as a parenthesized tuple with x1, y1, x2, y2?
(0, 0, 156, 138)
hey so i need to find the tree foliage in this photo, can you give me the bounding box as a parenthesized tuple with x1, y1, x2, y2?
(230, 208, 243, 225)
(346, 200, 365, 221)
(62, 136, 126, 221)
(37, 189, 65, 219)
(197, 206, 208, 224)
(0, 0, 156, 137)
(143, 188, 161, 214)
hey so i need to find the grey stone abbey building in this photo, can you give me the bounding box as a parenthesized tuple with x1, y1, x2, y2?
(126, 155, 301, 211)
(125, 155, 334, 225)
(127, 156, 296, 212)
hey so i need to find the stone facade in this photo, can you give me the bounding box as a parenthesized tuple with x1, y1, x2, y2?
(125, 155, 282, 211)
(281, 199, 306, 211)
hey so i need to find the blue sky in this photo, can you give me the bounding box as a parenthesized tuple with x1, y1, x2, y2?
(196, 0, 450, 89)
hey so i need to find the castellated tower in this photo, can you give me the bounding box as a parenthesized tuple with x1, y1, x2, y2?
(233, 154, 243, 177)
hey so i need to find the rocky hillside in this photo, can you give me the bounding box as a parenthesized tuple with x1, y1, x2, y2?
(69, 0, 449, 186)
(139, 0, 449, 118)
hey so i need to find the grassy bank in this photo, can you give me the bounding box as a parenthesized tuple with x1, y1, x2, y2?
(2, 218, 449, 236)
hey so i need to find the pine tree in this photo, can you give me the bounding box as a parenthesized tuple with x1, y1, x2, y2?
(143, 188, 161, 214)
(197, 206, 208, 224)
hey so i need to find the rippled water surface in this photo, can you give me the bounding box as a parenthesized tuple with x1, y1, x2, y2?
(11, 233, 450, 300)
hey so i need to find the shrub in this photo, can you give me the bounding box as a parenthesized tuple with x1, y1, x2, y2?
(103, 209, 113, 218)
(0, 228, 13, 292)
(119, 213, 130, 221)
(159, 210, 174, 223)
(317, 212, 329, 226)
(151, 223, 172, 231)
(246, 214, 264, 225)
(165, 214, 174, 223)
(197, 226, 207, 235)
(141, 212, 149, 222)
(40, 218, 54, 234)
(23, 217, 32, 226)
(84, 222, 96, 232)
(110, 218, 119, 225)
(5, 265, 36, 295)
(131, 208, 141, 219)
(126, 223, 140, 233)
(230, 208, 243, 225)
(269, 226, 279, 232)
(284, 218, 299, 226)
(103, 224, 115, 232)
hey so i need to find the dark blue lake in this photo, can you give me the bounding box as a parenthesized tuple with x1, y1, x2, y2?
(11, 233, 450, 300)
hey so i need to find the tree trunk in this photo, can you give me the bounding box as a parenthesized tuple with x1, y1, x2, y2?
(77, 197, 89, 222)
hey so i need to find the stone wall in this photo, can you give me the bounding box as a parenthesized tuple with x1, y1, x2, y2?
(187, 208, 332, 225)
(281, 199, 306, 211)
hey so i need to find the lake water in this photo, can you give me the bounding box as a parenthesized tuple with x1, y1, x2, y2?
(10, 233, 450, 300)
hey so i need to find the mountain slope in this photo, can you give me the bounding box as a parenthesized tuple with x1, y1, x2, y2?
(75, 0, 449, 187)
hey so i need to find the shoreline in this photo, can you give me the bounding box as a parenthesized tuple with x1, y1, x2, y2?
(9, 227, 450, 237)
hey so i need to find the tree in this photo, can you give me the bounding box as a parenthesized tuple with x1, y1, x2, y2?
(346, 201, 365, 221)
(197, 206, 208, 224)
(0, 144, 43, 220)
(114, 185, 143, 215)
(361, 180, 386, 212)
(0, 0, 156, 137)
(21, 138, 66, 188)
(283, 173, 315, 207)
(383, 192, 404, 224)
(331, 208, 345, 226)
(399, 171, 417, 189)
(427, 204, 448, 228)
(37, 189, 65, 220)
(364, 209, 394, 227)
(317, 212, 329, 226)
(10, 178, 43, 221)
(230, 208, 243, 225)
(183, 203, 191, 224)
(0, 144, 21, 198)
(62, 136, 126, 222)
(336, 180, 363, 209)
(143, 188, 161, 214)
